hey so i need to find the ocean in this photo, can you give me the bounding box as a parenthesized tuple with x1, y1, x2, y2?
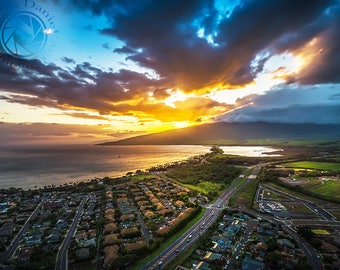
(0, 145, 280, 189)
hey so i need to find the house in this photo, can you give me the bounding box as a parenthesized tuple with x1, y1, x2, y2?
(25, 234, 42, 246)
(18, 247, 34, 262)
(203, 252, 223, 262)
(242, 256, 265, 270)
(46, 233, 61, 244)
(104, 223, 118, 234)
(103, 245, 119, 269)
(193, 261, 211, 270)
(75, 231, 88, 243)
(0, 223, 16, 237)
(84, 237, 96, 247)
(75, 248, 90, 260)
(56, 219, 68, 228)
(277, 239, 295, 249)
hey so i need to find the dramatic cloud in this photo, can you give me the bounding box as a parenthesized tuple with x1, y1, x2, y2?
(1, 0, 340, 132)
(96, 0, 337, 90)
(218, 84, 340, 123)
(0, 56, 227, 122)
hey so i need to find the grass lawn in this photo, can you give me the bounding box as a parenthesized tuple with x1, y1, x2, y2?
(312, 229, 330, 235)
(262, 189, 290, 200)
(230, 179, 259, 208)
(264, 183, 325, 204)
(128, 208, 205, 270)
(282, 161, 340, 171)
(308, 180, 340, 199)
(282, 202, 314, 214)
(181, 180, 225, 195)
(297, 177, 322, 189)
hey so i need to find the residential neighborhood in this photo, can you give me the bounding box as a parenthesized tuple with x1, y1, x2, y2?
(0, 177, 204, 269)
(174, 211, 311, 270)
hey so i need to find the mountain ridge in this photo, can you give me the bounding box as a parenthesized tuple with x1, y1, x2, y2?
(99, 122, 340, 145)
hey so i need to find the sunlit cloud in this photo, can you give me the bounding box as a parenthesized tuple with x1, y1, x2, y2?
(210, 52, 306, 104)
(1, 0, 340, 144)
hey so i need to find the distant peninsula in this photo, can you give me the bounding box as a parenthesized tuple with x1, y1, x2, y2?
(99, 122, 340, 146)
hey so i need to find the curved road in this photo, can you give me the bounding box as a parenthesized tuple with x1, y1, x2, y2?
(261, 184, 334, 220)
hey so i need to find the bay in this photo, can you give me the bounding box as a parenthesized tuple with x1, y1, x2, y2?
(0, 145, 280, 189)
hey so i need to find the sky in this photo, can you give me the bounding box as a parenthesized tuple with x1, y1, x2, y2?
(1, 0, 340, 145)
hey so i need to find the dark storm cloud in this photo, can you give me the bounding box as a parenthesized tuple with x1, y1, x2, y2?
(0, 56, 167, 115)
(91, 0, 337, 89)
(2, 0, 340, 124)
(292, 5, 340, 84)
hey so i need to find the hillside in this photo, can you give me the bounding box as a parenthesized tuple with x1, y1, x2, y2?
(100, 122, 340, 145)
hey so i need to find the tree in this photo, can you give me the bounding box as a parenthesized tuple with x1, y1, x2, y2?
(210, 145, 223, 154)
(297, 226, 314, 240)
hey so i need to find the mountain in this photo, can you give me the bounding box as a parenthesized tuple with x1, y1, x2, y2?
(99, 122, 340, 145)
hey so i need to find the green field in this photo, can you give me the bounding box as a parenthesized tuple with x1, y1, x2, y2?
(181, 181, 225, 195)
(230, 179, 259, 208)
(312, 229, 330, 235)
(308, 180, 340, 199)
(264, 183, 325, 203)
(282, 202, 314, 214)
(263, 189, 290, 200)
(282, 161, 340, 171)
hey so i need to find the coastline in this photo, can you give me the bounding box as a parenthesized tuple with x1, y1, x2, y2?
(0, 145, 281, 190)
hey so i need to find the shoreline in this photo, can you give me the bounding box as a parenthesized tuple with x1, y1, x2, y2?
(0, 145, 282, 190)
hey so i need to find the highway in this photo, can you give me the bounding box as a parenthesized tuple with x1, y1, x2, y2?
(142, 163, 326, 270)
(55, 196, 87, 270)
(261, 184, 334, 220)
(141, 167, 260, 270)
(0, 201, 42, 263)
(247, 181, 331, 270)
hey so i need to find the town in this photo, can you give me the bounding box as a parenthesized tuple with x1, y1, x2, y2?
(0, 147, 339, 270)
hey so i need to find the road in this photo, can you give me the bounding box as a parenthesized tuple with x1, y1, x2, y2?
(229, 207, 324, 270)
(142, 163, 325, 270)
(282, 225, 323, 270)
(134, 206, 152, 244)
(226, 220, 257, 270)
(0, 201, 42, 263)
(261, 184, 334, 220)
(55, 196, 87, 270)
(141, 167, 261, 270)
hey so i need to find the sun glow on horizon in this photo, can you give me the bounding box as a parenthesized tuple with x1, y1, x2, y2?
(210, 52, 307, 104)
